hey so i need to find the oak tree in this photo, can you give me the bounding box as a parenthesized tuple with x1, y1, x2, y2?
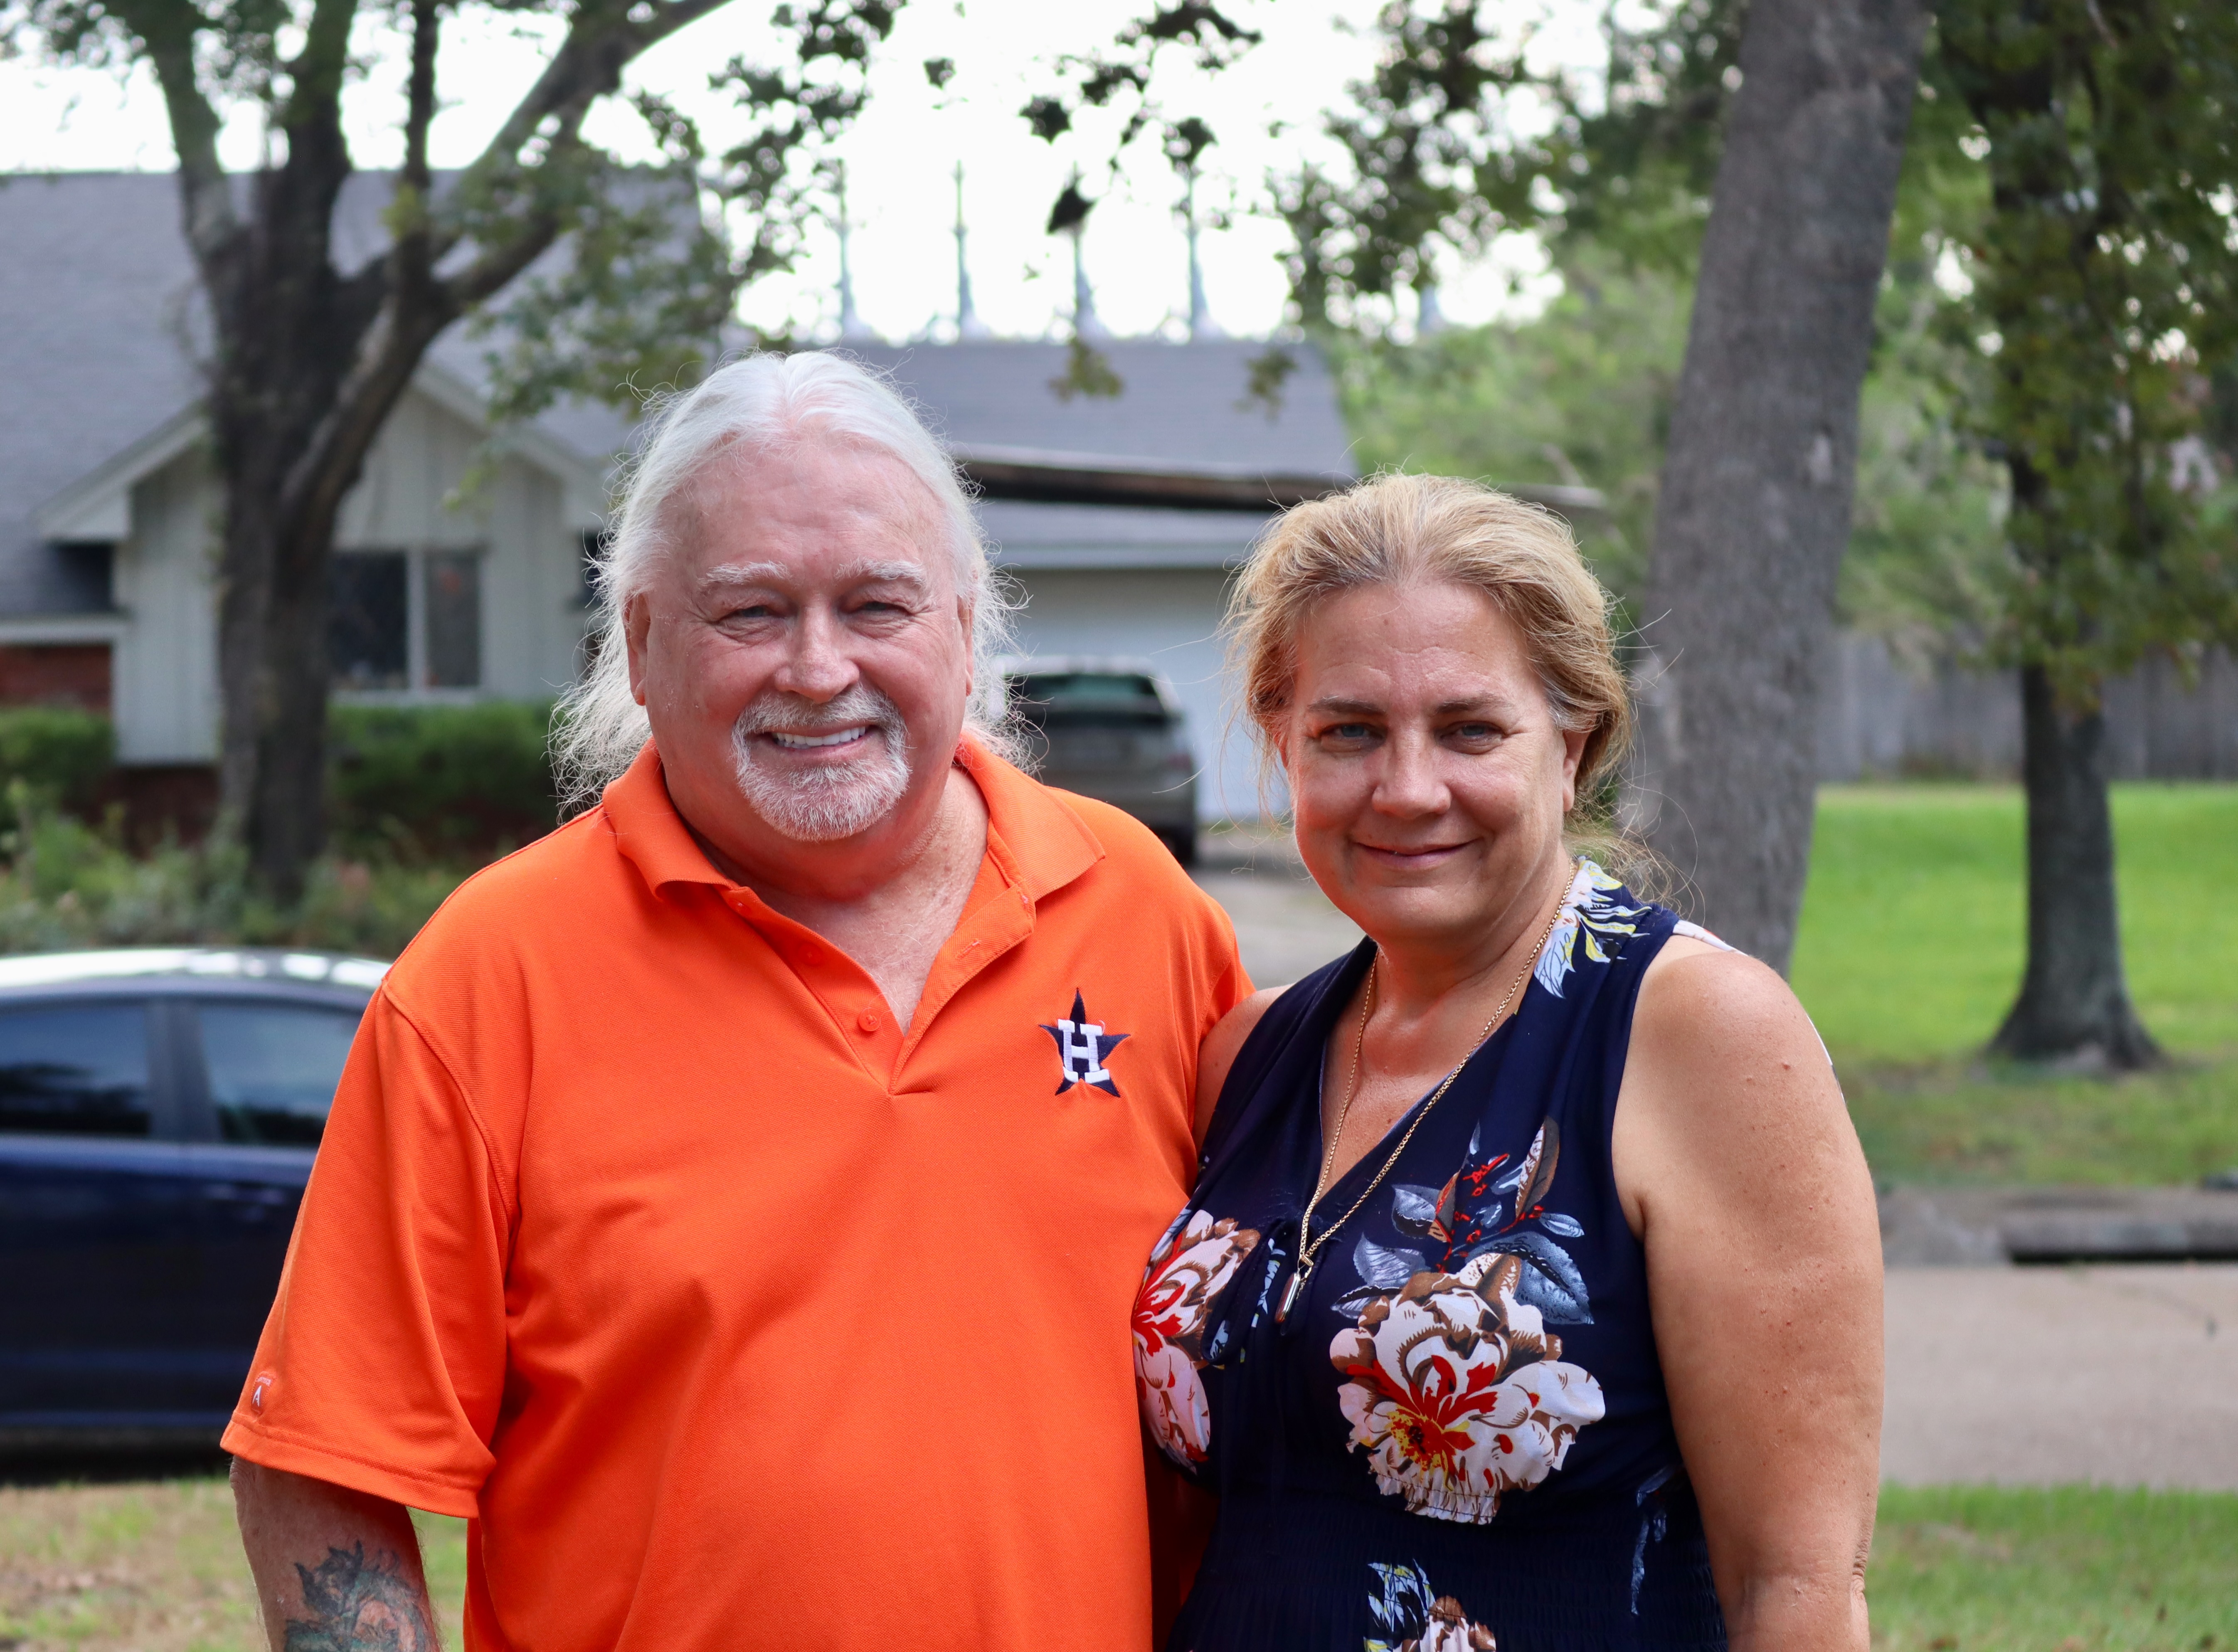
(1935, 0, 2238, 1068)
(1277, 0, 1927, 971)
(2, 0, 900, 893)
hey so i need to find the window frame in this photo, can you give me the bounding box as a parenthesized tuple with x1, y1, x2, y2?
(330, 543, 488, 703)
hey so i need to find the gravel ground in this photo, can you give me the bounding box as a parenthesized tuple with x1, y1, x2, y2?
(1191, 827, 1360, 989)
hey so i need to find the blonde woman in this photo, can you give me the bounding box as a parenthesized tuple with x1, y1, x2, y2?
(1133, 475, 1882, 1652)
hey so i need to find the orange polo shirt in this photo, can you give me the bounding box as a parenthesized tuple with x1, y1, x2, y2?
(221, 739, 1247, 1652)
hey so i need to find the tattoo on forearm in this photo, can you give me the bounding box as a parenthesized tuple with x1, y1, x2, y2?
(282, 1542, 437, 1652)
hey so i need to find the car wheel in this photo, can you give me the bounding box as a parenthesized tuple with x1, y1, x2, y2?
(1158, 826, 1198, 868)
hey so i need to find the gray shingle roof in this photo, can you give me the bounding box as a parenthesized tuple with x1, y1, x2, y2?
(0, 173, 1353, 616)
(0, 172, 205, 613)
(977, 498, 1268, 570)
(846, 340, 1356, 477)
(0, 170, 631, 617)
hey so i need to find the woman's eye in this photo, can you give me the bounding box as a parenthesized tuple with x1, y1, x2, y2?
(1449, 722, 1499, 742)
(1319, 722, 1380, 747)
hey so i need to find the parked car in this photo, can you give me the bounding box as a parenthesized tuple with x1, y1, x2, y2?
(1001, 657, 1199, 864)
(0, 948, 383, 1447)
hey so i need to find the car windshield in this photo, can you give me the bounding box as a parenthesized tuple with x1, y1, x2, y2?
(1010, 673, 1167, 725)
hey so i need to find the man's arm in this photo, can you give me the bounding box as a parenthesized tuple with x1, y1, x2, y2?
(232, 1459, 442, 1652)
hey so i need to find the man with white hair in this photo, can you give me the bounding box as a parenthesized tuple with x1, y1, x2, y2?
(224, 352, 1248, 1651)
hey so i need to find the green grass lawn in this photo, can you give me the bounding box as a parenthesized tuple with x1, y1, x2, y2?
(1789, 784, 2238, 1186)
(1868, 1485, 2238, 1651)
(1791, 784, 2238, 1062)
(6, 1482, 2233, 1650)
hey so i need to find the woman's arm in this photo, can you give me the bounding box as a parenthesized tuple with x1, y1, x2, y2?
(1612, 942, 1884, 1652)
(1193, 986, 1289, 1148)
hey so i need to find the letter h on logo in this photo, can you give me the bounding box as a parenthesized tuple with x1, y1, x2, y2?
(1040, 989, 1129, 1097)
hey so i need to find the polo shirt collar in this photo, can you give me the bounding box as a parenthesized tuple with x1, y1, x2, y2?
(601, 735, 1104, 908)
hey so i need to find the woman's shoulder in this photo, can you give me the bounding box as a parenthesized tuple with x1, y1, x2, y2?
(1193, 986, 1289, 1143)
(1191, 944, 1368, 1147)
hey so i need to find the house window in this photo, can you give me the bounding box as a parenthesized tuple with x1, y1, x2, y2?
(331, 552, 410, 690)
(331, 548, 483, 693)
(425, 552, 482, 689)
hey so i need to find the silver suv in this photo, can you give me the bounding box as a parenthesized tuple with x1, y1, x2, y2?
(1000, 658, 1198, 865)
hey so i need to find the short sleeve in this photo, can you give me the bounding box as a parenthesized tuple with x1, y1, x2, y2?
(219, 989, 510, 1516)
(1203, 912, 1252, 1034)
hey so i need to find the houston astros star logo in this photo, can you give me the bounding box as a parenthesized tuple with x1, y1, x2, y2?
(1041, 989, 1129, 1096)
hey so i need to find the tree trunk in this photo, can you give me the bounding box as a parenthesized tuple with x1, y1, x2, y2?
(1990, 664, 2162, 1070)
(139, 0, 752, 898)
(1626, 0, 1928, 971)
(203, 160, 383, 902)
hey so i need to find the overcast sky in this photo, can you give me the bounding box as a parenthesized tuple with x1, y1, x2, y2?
(0, 0, 1625, 342)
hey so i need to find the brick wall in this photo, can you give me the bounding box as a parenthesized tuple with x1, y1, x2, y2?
(0, 643, 112, 711)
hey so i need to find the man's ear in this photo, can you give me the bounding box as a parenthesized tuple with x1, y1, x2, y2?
(624, 593, 653, 708)
(957, 597, 976, 705)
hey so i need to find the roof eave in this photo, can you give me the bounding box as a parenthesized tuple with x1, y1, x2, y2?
(33, 405, 207, 541)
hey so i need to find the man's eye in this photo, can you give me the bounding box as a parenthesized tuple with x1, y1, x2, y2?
(1449, 722, 1500, 742)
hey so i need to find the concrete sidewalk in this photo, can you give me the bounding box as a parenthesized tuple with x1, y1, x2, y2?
(1883, 1263, 2238, 1489)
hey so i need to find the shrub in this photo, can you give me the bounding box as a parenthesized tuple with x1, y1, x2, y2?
(328, 702, 558, 861)
(0, 787, 462, 959)
(0, 706, 115, 829)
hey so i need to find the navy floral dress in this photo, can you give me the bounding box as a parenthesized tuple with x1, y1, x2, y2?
(1134, 864, 1730, 1652)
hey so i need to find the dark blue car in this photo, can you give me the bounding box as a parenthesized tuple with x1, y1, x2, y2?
(0, 948, 382, 1447)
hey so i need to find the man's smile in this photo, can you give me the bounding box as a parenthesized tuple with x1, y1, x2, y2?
(767, 726, 873, 751)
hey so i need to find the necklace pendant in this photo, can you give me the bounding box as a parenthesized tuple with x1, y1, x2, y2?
(1277, 1260, 1312, 1323)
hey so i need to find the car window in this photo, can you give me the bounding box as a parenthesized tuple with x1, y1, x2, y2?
(0, 1002, 154, 1137)
(1009, 673, 1169, 725)
(198, 1002, 361, 1147)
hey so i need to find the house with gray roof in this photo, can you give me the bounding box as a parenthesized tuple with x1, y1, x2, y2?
(0, 171, 1357, 821)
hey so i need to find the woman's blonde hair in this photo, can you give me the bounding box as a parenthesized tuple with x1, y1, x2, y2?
(1229, 471, 1634, 831)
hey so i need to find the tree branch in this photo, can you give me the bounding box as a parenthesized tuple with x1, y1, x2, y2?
(438, 0, 733, 242)
(417, 0, 741, 311)
(402, 0, 439, 198)
(106, 0, 237, 264)
(382, 0, 442, 304)
(280, 0, 360, 135)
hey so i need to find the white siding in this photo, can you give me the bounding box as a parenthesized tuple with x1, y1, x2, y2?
(479, 448, 589, 702)
(334, 391, 491, 550)
(106, 386, 592, 763)
(1006, 566, 1265, 822)
(113, 449, 220, 762)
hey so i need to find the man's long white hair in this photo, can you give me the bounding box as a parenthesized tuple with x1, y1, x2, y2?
(553, 350, 1016, 816)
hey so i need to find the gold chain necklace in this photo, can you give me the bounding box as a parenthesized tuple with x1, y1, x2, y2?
(1276, 893, 1567, 1324)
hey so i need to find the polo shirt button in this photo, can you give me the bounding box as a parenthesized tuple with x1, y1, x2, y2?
(797, 944, 825, 966)
(858, 1009, 881, 1033)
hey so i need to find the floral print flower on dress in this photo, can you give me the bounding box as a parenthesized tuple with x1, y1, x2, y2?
(1534, 862, 1649, 999)
(1364, 1561, 1497, 1652)
(1134, 1206, 1261, 1466)
(1331, 1250, 1605, 1523)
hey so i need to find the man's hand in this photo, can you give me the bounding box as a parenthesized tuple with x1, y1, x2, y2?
(232, 1459, 441, 1652)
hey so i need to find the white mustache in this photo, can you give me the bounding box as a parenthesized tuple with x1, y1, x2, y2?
(733, 685, 905, 745)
